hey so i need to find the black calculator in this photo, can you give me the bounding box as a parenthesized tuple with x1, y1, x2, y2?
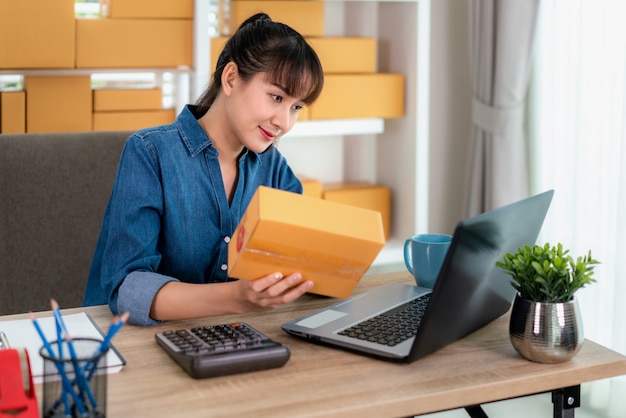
(155, 322, 291, 379)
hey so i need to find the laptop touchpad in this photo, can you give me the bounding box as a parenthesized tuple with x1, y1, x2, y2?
(295, 310, 347, 328)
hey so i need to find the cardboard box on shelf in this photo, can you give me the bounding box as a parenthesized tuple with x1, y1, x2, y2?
(323, 182, 391, 240)
(228, 186, 385, 299)
(211, 37, 376, 75)
(99, 0, 193, 18)
(297, 105, 310, 121)
(307, 37, 377, 74)
(93, 88, 163, 112)
(298, 176, 323, 199)
(25, 76, 92, 133)
(229, 1, 325, 37)
(75, 18, 192, 68)
(0, 91, 26, 133)
(309, 73, 405, 120)
(93, 109, 175, 131)
(0, 0, 75, 69)
(210, 37, 228, 72)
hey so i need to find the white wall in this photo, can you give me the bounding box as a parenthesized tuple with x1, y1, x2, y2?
(428, 0, 472, 234)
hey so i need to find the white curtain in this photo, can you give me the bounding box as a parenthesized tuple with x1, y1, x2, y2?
(529, 0, 626, 409)
(464, 0, 540, 217)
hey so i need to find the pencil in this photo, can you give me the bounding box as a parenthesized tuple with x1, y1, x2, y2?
(50, 299, 69, 341)
(101, 311, 129, 351)
(86, 311, 129, 380)
(30, 313, 87, 416)
(50, 299, 72, 414)
(52, 302, 70, 414)
(65, 333, 99, 411)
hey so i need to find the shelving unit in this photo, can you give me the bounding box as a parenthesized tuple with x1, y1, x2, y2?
(2, 0, 430, 267)
(193, 0, 430, 267)
(0, 69, 193, 113)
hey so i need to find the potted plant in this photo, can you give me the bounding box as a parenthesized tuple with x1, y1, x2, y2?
(496, 243, 599, 363)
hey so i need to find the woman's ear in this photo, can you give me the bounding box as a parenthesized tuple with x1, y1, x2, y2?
(221, 62, 238, 96)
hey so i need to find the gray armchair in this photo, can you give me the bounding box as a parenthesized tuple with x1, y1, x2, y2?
(0, 131, 131, 315)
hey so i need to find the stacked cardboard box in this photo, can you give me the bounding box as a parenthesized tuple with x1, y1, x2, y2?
(99, 0, 193, 19)
(213, 1, 405, 120)
(0, 0, 75, 69)
(75, 19, 192, 69)
(2, 0, 404, 131)
(0, 0, 190, 133)
(323, 182, 392, 240)
(0, 91, 26, 134)
(25, 76, 92, 133)
(296, 175, 392, 241)
(228, 1, 325, 37)
(93, 88, 175, 131)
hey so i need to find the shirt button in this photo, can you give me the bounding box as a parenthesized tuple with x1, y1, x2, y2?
(224, 236, 231, 243)
(220, 264, 227, 271)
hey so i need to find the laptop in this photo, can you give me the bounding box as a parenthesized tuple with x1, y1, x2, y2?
(281, 190, 554, 362)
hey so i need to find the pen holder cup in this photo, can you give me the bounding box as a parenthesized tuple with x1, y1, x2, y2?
(40, 338, 108, 418)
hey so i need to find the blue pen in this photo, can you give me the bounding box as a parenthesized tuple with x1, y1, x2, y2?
(30, 313, 88, 417)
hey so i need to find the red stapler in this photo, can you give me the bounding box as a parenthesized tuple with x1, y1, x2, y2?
(0, 348, 39, 418)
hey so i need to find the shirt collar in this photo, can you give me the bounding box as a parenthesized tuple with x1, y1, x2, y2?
(175, 105, 214, 157)
(175, 104, 260, 162)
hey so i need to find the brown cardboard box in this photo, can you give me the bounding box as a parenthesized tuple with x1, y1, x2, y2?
(93, 88, 163, 111)
(25, 76, 92, 133)
(75, 18, 193, 68)
(228, 186, 385, 298)
(309, 73, 405, 120)
(0, 0, 75, 69)
(93, 109, 175, 131)
(99, 0, 193, 18)
(323, 182, 391, 240)
(229, 1, 325, 37)
(297, 105, 310, 121)
(298, 176, 323, 198)
(307, 37, 377, 74)
(210, 37, 228, 72)
(0, 91, 26, 133)
(211, 36, 376, 75)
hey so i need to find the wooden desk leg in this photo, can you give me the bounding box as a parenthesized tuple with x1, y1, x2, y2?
(552, 385, 581, 418)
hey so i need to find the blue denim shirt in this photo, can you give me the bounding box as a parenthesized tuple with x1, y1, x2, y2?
(84, 105, 302, 325)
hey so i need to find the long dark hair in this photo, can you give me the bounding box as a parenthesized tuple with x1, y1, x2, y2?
(195, 13, 324, 114)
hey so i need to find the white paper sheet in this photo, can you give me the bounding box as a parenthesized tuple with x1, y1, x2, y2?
(0, 312, 125, 384)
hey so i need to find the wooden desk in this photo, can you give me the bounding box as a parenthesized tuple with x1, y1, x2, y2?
(5, 272, 626, 417)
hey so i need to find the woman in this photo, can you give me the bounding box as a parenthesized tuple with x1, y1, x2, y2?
(84, 13, 324, 326)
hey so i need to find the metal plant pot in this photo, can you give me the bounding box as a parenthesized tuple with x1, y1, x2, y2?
(509, 294, 584, 363)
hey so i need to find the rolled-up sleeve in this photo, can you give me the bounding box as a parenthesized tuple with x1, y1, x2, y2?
(117, 271, 176, 326)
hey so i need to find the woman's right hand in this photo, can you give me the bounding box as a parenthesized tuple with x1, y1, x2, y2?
(232, 272, 314, 312)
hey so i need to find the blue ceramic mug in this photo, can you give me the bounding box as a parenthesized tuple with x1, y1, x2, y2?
(403, 233, 452, 289)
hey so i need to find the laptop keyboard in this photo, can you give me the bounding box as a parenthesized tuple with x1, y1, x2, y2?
(338, 293, 431, 346)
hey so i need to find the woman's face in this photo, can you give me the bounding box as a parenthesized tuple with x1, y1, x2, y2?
(224, 71, 306, 153)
